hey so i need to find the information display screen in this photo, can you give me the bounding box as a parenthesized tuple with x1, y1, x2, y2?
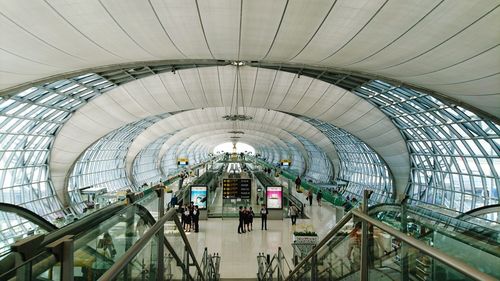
(223, 178, 251, 199)
(190, 185, 207, 209)
(266, 186, 283, 209)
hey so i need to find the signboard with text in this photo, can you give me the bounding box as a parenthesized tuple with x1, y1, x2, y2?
(223, 178, 251, 199)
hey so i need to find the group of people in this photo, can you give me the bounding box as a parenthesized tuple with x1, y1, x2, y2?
(343, 196, 358, 212)
(305, 189, 323, 207)
(296, 176, 324, 207)
(180, 202, 200, 232)
(237, 206, 255, 233)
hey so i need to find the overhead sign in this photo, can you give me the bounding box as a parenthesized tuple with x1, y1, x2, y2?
(177, 157, 189, 166)
(223, 178, 251, 199)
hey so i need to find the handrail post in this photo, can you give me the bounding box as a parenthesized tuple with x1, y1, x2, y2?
(360, 189, 372, 281)
(277, 247, 283, 281)
(183, 245, 190, 281)
(46, 235, 74, 281)
(400, 196, 409, 281)
(156, 186, 165, 281)
(311, 254, 318, 281)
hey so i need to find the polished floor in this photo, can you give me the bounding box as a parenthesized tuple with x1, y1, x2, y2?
(185, 190, 341, 279)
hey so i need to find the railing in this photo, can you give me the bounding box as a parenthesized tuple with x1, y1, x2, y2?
(285, 192, 498, 281)
(257, 247, 292, 281)
(200, 247, 221, 281)
(98, 188, 209, 281)
(252, 157, 356, 208)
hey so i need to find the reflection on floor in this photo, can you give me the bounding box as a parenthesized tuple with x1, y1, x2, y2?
(185, 197, 340, 279)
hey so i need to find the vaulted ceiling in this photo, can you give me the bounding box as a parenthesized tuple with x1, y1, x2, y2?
(1, 0, 498, 201)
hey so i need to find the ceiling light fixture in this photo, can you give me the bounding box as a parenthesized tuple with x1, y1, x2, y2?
(224, 61, 252, 143)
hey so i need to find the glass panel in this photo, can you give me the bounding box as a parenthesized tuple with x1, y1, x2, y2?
(109, 235, 159, 281)
(289, 216, 357, 280)
(368, 224, 498, 281)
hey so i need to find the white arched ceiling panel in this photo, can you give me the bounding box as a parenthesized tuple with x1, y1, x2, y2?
(127, 119, 314, 177)
(1, 1, 498, 117)
(172, 132, 292, 162)
(124, 108, 336, 173)
(51, 66, 404, 197)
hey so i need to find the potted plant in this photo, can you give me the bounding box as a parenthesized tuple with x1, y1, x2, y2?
(293, 231, 318, 244)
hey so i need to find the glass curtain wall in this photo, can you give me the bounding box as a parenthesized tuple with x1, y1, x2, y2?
(285, 142, 306, 175)
(161, 143, 182, 176)
(301, 117, 394, 202)
(0, 73, 113, 241)
(355, 80, 499, 212)
(132, 135, 171, 187)
(67, 115, 165, 213)
(292, 134, 333, 183)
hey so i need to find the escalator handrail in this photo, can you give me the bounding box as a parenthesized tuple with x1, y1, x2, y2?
(457, 204, 500, 220)
(286, 210, 354, 280)
(135, 204, 195, 279)
(286, 209, 497, 281)
(0, 203, 57, 232)
(98, 207, 205, 281)
(369, 203, 499, 235)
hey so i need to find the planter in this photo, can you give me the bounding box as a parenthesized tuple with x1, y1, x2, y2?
(293, 235, 318, 245)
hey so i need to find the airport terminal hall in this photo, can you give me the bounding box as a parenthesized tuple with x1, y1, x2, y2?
(1, 1, 499, 281)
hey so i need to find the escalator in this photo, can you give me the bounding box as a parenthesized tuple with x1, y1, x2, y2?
(258, 200, 498, 281)
(0, 188, 162, 280)
(254, 171, 306, 219)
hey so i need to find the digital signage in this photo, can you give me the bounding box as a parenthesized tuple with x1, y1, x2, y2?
(223, 178, 251, 199)
(266, 186, 283, 209)
(190, 185, 207, 209)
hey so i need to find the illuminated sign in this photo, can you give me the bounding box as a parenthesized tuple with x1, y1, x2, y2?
(190, 185, 207, 209)
(223, 178, 251, 199)
(266, 186, 283, 209)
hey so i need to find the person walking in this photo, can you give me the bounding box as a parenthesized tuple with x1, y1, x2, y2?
(192, 205, 200, 232)
(260, 205, 268, 230)
(317, 190, 323, 207)
(289, 204, 298, 225)
(308, 190, 313, 206)
(238, 206, 245, 233)
(295, 176, 302, 191)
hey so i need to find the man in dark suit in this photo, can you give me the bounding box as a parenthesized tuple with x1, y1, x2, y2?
(238, 206, 245, 233)
(260, 205, 268, 230)
(192, 205, 200, 232)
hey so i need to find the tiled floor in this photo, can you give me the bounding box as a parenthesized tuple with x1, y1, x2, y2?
(184, 191, 341, 279)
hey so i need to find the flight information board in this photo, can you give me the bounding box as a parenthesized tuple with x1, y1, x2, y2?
(223, 178, 251, 199)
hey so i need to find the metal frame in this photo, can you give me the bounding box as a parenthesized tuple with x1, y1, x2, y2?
(67, 114, 169, 213)
(285, 207, 497, 281)
(300, 116, 394, 202)
(1, 60, 498, 250)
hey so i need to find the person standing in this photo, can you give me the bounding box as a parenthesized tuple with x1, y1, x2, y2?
(295, 176, 302, 191)
(289, 204, 298, 225)
(308, 190, 313, 206)
(183, 205, 191, 232)
(317, 190, 323, 207)
(260, 205, 268, 230)
(243, 207, 250, 232)
(248, 207, 255, 231)
(192, 206, 200, 233)
(238, 206, 245, 234)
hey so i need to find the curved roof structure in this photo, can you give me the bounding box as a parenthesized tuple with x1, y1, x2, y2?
(0, 0, 498, 250)
(1, 0, 498, 118)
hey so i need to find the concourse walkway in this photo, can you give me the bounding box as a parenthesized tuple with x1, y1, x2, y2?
(184, 193, 340, 279)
